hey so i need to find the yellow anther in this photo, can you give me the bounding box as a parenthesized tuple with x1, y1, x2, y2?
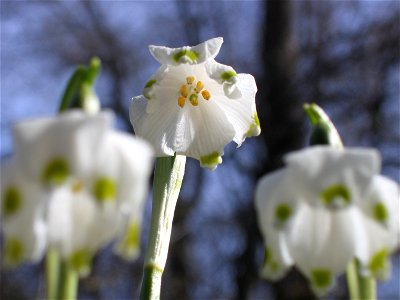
(194, 81, 204, 93)
(186, 76, 195, 85)
(201, 90, 211, 100)
(178, 96, 186, 108)
(180, 84, 188, 97)
(71, 181, 83, 194)
(189, 94, 199, 106)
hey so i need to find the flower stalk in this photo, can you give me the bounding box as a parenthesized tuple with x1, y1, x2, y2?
(46, 248, 60, 300)
(140, 155, 186, 300)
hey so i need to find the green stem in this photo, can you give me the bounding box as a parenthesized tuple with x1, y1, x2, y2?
(358, 267, 376, 300)
(58, 260, 78, 300)
(346, 260, 360, 300)
(46, 248, 60, 300)
(58, 66, 87, 113)
(140, 155, 186, 300)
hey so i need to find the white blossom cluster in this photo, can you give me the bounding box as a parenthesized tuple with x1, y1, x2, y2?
(255, 146, 399, 295)
(1, 110, 153, 276)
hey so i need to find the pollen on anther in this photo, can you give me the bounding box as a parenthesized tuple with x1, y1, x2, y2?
(201, 90, 211, 100)
(186, 76, 195, 85)
(178, 96, 186, 108)
(194, 81, 204, 93)
(189, 94, 199, 106)
(180, 85, 188, 97)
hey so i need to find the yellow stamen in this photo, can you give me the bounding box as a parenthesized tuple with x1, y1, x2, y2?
(189, 94, 199, 106)
(178, 96, 186, 108)
(180, 84, 188, 97)
(194, 81, 204, 93)
(71, 181, 83, 193)
(201, 90, 211, 100)
(186, 76, 195, 85)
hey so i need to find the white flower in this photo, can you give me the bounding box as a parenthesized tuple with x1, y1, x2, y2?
(255, 146, 399, 296)
(130, 37, 260, 170)
(1, 110, 153, 272)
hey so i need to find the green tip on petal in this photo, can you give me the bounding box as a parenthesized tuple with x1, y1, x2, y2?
(320, 184, 351, 209)
(117, 222, 141, 260)
(310, 269, 333, 296)
(369, 248, 390, 280)
(221, 70, 237, 82)
(373, 202, 388, 224)
(144, 79, 157, 89)
(2, 186, 22, 217)
(246, 113, 261, 137)
(200, 152, 222, 170)
(42, 158, 70, 185)
(173, 49, 199, 63)
(69, 249, 92, 277)
(93, 177, 117, 203)
(4, 238, 24, 267)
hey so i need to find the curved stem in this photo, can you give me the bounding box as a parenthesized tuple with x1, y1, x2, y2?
(140, 155, 186, 300)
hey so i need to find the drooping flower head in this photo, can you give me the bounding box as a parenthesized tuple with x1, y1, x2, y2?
(1, 110, 153, 275)
(130, 37, 260, 170)
(255, 146, 399, 296)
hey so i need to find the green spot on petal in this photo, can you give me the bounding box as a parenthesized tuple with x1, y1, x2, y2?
(263, 248, 279, 272)
(373, 202, 388, 223)
(310, 269, 332, 290)
(42, 158, 69, 185)
(200, 152, 222, 170)
(369, 248, 389, 280)
(69, 249, 92, 277)
(275, 203, 292, 224)
(173, 49, 199, 63)
(246, 113, 261, 137)
(118, 222, 141, 260)
(221, 70, 237, 81)
(320, 184, 351, 208)
(4, 238, 24, 266)
(2, 186, 22, 217)
(93, 177, 117, 202)
(144, 79, 157, 88)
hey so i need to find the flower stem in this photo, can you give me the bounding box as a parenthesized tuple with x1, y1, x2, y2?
(358, 268, 376, 300)
(46, 248, 60, 300)
(58, 260, 78, 300)
(346, 260, 360, 300)
(140, 155, 186, 300)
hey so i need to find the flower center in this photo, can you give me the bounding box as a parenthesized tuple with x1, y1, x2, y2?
(178, 76, 211, 108)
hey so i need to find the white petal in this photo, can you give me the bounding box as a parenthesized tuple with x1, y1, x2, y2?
(149, 37, 223, 66)
(183, 99, 235, 169)
(284, 146, 380, 207)
(260, 230, 294, 281)
(287, 205, 361, 294)
(13, 110, 114, 183)
(1, 160, 47, 266)
(130, 95, 182, 156)
(215, 74, 259, 145)
(206, 60, 242, 99)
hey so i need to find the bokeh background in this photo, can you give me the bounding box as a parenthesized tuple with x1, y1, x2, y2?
(1, 1, 399, 299)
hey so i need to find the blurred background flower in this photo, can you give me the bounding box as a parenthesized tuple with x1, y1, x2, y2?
(1, 1, 399, 299)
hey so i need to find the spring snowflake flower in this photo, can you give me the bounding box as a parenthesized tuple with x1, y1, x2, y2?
(1, 110, 153, 274)
(255, 146, 399, 296)
(130, 37, 260, 170)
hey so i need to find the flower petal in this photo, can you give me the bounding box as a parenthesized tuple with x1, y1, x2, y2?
(287, 205, 361, 295)
(13, 110, 114, 185)
(284, 146, 380, 208)
(1, 161, 47, 266)
(215, 74, 259, 145)
(149, 37, 223, 66)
